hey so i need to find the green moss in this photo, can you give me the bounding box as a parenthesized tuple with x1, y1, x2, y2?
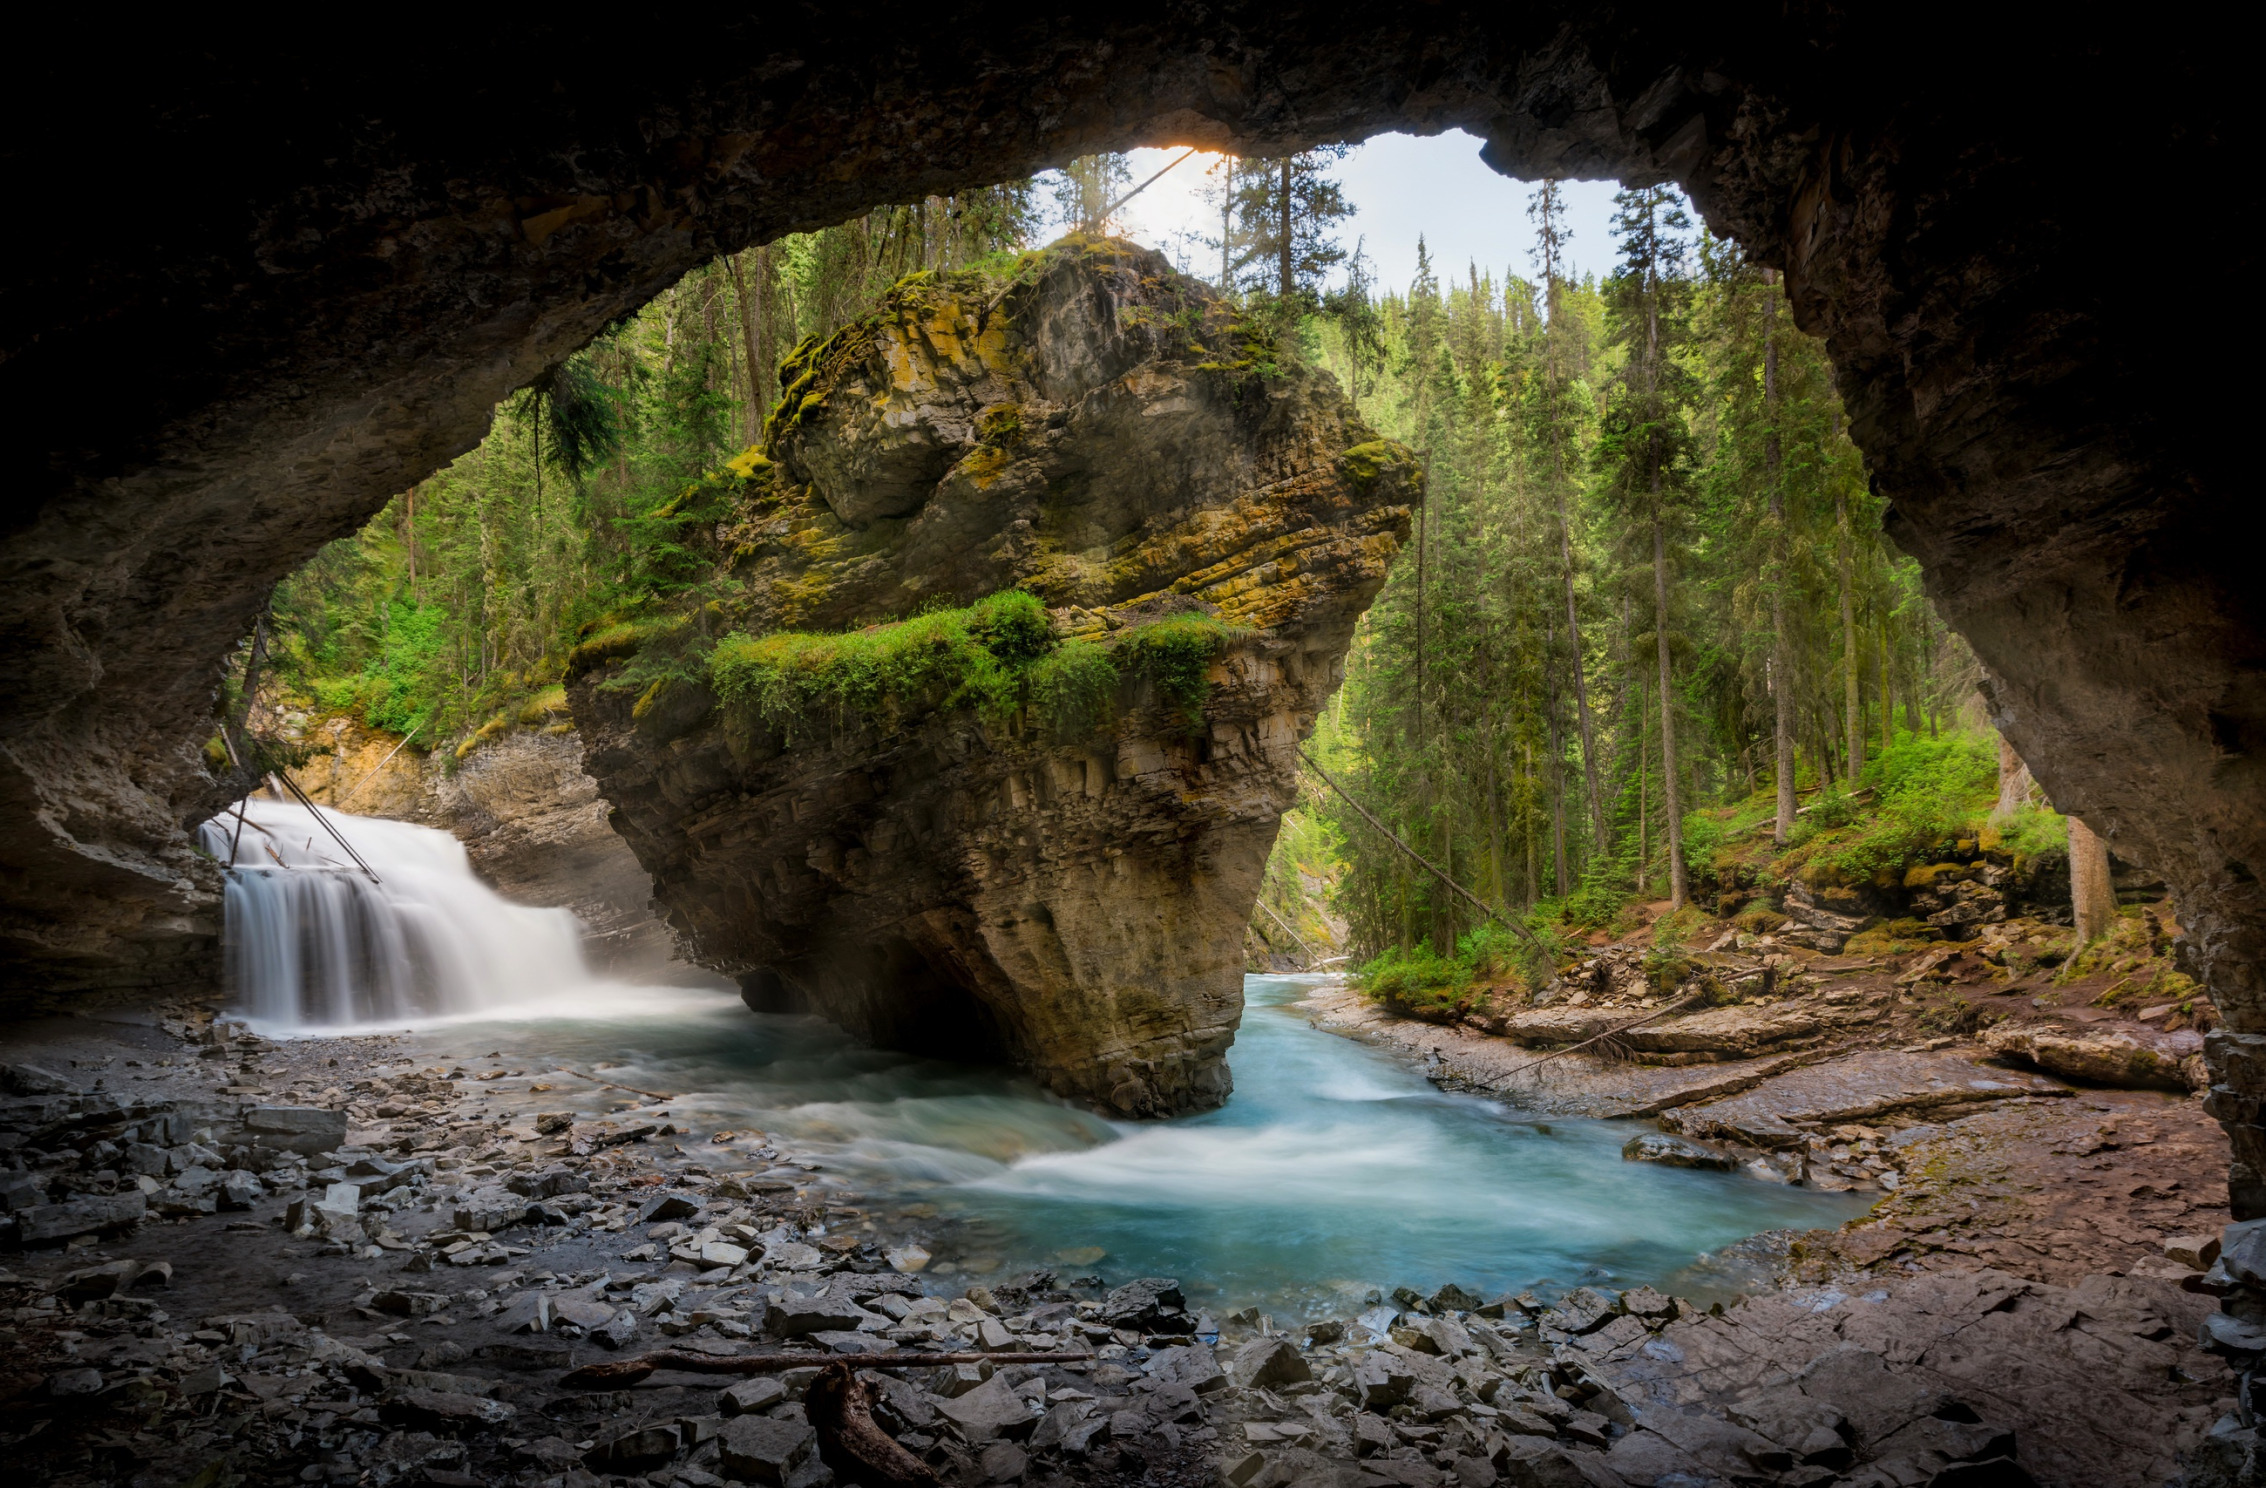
(567, 620, 650, 677)
(1023, 639, 1119, 741)
(517, 685, 569, 726)
(1341, 439, 1420, 493)
(708, 591, 1253, 744)
(711, 590, 1063, 737)
(976, 404, 1024, 446)
(1115, 614, 1252, 732)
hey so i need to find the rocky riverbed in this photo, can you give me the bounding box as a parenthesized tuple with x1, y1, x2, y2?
(1, 992, 2257, 1488)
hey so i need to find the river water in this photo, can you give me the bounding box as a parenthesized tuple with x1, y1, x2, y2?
(378, 975, 1870, 1317)
(209, 801, 1869, 1317)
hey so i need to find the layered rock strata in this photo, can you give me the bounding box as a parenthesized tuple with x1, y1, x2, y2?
(568, 241, 1412, 1114)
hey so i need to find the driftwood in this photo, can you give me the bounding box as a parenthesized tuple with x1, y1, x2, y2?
(562, 1349, 1088, 1388)
(806, 1360, 939, 1487)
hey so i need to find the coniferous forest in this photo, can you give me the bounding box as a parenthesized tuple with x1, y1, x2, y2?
(265, 154, 2015, 979)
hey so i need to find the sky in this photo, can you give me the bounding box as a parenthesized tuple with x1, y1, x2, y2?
(1035, 130, 1630, 298)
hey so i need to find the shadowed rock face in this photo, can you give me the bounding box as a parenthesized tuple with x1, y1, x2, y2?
(568, 242, 1413, 1113)
(0, 14, 2253, 1192)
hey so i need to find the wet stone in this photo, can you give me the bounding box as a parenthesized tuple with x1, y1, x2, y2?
(936, 1373, 1038, 1441)
(1226, 1336, 1310, 1390)
(719, 1376, 788, 1417)
(717, 1414, 816, 1484)
(1542, 1287, 1620, 1336)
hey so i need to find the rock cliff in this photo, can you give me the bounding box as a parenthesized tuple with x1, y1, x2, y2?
(568, 240, 1413, 1114)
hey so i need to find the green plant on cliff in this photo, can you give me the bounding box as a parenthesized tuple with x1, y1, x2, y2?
(1115, 614, 1254, 731)
(708, 592, 1253, 743)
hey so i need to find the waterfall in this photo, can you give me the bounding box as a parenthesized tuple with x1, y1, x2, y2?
(198, 798, 595, 1029)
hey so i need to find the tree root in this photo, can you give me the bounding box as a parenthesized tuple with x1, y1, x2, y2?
(806, 1359, 940, 1487)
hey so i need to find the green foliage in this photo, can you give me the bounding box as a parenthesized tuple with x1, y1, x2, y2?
(1115, 614, 1253, 732)
(707, 592, 1248, 742)
(1358, 919, 1557, 1016)
(1797, 731, 1998, 880)
(1024, 641, 1120, 742)
(1992, 803, 2069, 867)
(710, 591, 1056, 734)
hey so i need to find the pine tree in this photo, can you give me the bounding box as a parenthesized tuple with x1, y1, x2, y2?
(1600, 184, 1696, 907)
(1231, 147, 1354, 305)
(1526, 181, 1610, 859)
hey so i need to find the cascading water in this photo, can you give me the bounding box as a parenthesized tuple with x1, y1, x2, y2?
(198, 798, 594, 1028)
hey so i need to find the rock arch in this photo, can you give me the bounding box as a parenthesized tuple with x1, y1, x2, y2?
(2, 9, 2254, 1200)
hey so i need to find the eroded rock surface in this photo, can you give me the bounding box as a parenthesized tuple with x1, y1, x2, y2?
(569, 243, 1411, 1113)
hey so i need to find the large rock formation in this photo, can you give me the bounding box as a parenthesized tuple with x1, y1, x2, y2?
(567, 241, 1412, 1113)
(0, 14, 2257, 1200)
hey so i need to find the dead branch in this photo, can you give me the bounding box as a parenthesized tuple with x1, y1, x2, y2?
(807, 1360, 939, 1487)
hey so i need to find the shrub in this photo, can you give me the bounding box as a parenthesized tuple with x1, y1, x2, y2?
(1357, 917, 1558, 1014)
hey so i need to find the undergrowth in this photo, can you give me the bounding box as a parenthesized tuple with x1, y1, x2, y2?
(1358, 920, 1565, 1016)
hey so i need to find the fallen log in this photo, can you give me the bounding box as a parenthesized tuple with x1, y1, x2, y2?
(807, 1360, 939, 1487)
(562, 1348, 1089, 1388)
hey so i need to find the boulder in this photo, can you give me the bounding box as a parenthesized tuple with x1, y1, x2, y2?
(1150, 1342, 1229, 1394)
(15, 1192, 145, 1243)
(567, 241, 1413, 1116)
(720, 1377, 788, 1416)
(1543, 1288, 1622, 1337)
(1096, 1277, 1186, 1330)
(242, 1106, 348, 1154)
(452, 1185, 529, 1233)
(767, 1290, 878, 1337)
(1622, 1133, 1736, 1170)
(380, 1387, 516, 1430)
(1226, 1336, 1310, 1390)
(507, 1167, 589, 1199)
(1352, 1352, 1415, 1410)
(1, 1064, 78, 1097)
(933, 1373, 1037, 1441)
(1983, 1020, 2204, 1092)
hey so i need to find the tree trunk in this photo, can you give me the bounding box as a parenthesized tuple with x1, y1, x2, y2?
(1995, 734, 2034, 816)
(1556, 501, 1607, 852)
(1219, 159, 1233, 289)
(1763, 270, 1795, 845)
(726, 248, 768, 445)
(1654, 506, 1687, 909)
(1546, 622, 1570, 895)
(1637, 670, 1649, 889)
(1836, 483, 1863, 783)
(1878, 623, 1893, 754)
(1279, 158, 1294, 299)
(1486, 756, 1507, 908)
(2069, 816, 2118, 943)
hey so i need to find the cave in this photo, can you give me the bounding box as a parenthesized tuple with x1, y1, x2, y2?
(0, 13, 2253, 1207)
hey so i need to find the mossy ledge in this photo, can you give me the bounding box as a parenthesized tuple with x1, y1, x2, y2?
(707, 589, 1252, 744)
(568, 236, 1415, 1117)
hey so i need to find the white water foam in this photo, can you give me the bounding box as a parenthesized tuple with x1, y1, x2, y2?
(198, 798, 606, 1030)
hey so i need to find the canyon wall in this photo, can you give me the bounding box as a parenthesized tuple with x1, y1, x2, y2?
(567, 241, 1412, 1113)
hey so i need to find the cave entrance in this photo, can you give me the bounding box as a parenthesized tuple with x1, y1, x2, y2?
(0, 18, 2250, 1221)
